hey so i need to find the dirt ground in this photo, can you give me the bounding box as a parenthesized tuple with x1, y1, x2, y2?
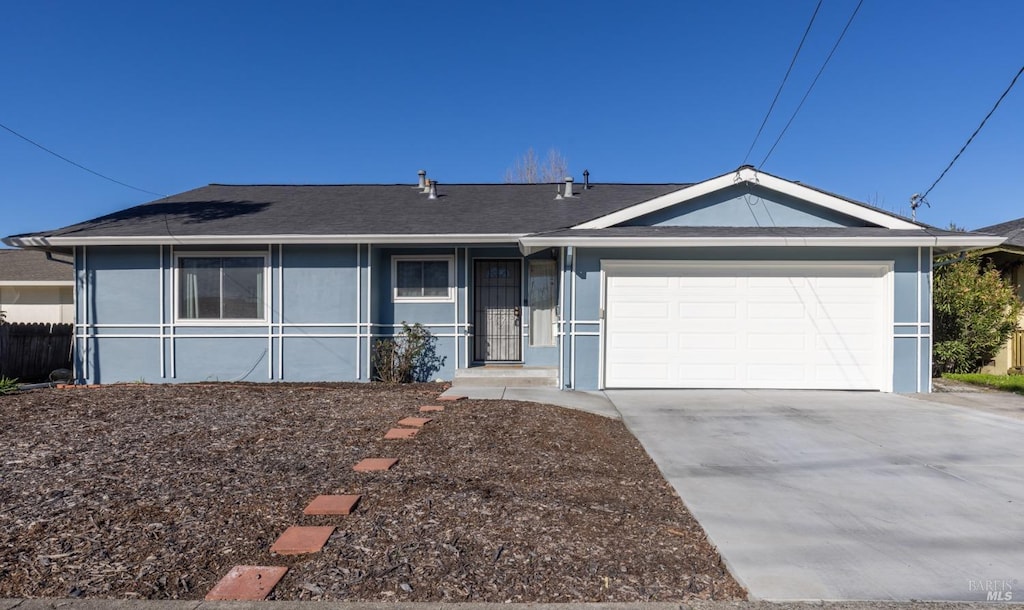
(0, 383, 744, 602)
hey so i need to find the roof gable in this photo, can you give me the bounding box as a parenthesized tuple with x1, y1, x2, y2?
(621, 183, 872, 228)
(573, 167, 921, 230)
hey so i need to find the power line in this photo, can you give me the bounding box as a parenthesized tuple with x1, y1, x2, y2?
(916, 63, 1024, 205)
(742, 0, 823, 166)
(759, 0, 864, 168)
(0, 120, 166, 198)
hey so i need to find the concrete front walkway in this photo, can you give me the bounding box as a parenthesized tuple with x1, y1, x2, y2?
(440, 386, 621, 419)
(606, 390, 1024, 602)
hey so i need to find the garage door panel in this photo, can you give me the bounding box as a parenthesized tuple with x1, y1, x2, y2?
(610, 332, 669, 349)
(610, 301, 670, 319)
(609, 362, 669, 382)
(681, 333, 737, 349)
(680, 363, 738, 381)
(605, 262, 889, 390)
(611, 276, 670, 288)
(676, 348, 738, 364)
(748, 302, 806, 319)
(678, 276, 739, 288)
(747, 333, 806, 349)
(816, 333, 875, 351)
(679, 302, 737, 318)
(747, 363, 807, 381)
(814, 364, 875, 386)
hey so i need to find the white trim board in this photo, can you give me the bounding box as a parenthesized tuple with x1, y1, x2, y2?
(4, 233, 525, 248)
(573, 167, 921, 230)
(519, 234, 1004, 254)
(600, 259, 895, 392)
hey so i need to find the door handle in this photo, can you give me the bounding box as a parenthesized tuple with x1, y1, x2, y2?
(513, 306, 521, 318)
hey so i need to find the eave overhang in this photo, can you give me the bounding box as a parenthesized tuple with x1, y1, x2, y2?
(2, 233, 527, 248)
(517, 234, 1006, 255)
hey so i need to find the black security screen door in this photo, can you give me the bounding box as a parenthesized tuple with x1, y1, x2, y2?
(473, 259, 522, 362)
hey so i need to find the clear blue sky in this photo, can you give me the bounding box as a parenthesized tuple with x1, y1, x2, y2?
(1, 0, 1021, 240)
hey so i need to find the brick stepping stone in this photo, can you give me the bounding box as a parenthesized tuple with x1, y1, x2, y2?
(206, 565, 288, 600)
(303, 494, 361, 516)
(438, 394, 467, 401)
(397, 416, 432, 427)
(353, 457, 398, 471)
(419, 405, 445, 412)
(384, 427, 418, 439)
(270, 525, 335, 555)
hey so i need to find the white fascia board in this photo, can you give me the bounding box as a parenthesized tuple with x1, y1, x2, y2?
(519, 234, 1006, 253)
(3, 233, 525, 247)
(573, 167, 921, 230)
(573, 174, 736, 229)
(0, 280, 75, 286)
(752, 171, 920, 229)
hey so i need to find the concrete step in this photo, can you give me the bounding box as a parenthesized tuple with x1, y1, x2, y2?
(453, 366, 558, 387)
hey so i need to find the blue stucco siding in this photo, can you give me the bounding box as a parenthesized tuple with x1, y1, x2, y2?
(75, 242, 550, 385)
(282, 245, 358, 324)
(85, 246, 161, 325)
(75, 240, 930, 391)
(623, 184, 871, 228)
(562, 246, 930, 393)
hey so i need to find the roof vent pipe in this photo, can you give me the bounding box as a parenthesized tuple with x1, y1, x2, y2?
(563, 176, 574, 198)
(417, 170, 427, 189)
(583, 169, 589, 190)
(428, 180, 438, 199)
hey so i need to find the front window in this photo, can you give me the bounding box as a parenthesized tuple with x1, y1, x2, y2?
(177, 255, 265, 320)
(393, 256, 454, 301)
(528, 259, 557, 346)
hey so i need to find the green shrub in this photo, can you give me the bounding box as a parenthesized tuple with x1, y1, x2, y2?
(0, 376, 19, 395)
(933, 255, 1022, 374)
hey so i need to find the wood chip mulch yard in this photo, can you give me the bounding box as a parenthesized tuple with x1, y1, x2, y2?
(0, 383, 745, 602)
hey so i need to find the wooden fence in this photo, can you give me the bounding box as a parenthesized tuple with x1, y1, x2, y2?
(0, 322, 74, 381)
(1015, 328, 1024, 371)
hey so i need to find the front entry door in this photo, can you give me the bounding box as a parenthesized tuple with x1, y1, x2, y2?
(474, 259, 522, 362)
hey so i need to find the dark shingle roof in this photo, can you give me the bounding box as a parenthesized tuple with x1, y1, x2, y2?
(975, 218, 1024, 248)
(0, 249, 74, 282)
(11, 183, 690, 239)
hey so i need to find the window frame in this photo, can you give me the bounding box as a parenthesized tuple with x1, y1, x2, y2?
(173, 251, 269, 324)
(391, 255, 455, 303)
(528, 258, 558, 347)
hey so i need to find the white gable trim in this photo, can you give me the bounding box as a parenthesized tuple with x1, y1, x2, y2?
(573, 167, 921, 230)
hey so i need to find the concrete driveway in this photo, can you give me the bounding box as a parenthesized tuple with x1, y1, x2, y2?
(606, 390, 1024, 602)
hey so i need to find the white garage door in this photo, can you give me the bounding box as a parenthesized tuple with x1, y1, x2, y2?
(603, 261, 892, 390)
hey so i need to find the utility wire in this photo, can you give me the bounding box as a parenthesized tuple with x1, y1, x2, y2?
(918, 63, 1024, 202)
(742, 0, 823, 166)
(759, 0, 864, 168)
(0, 120, 166, 198)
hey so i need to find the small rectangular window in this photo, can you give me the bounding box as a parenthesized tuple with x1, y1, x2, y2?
(178, 255, 265, 320)
(529, 259, 557, 346)
(393, 256, 454, 302)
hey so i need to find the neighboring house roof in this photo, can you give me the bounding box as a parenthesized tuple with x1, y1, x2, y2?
(0, 249, 73, 284)
(975, 217, 1024, 250)
(2, 167, 1003, 253)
